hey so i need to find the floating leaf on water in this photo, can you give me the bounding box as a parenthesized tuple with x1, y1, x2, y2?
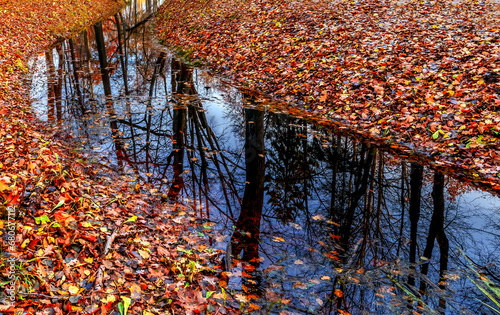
(272, 236, 285, 242)
(312, 214, 324, 221)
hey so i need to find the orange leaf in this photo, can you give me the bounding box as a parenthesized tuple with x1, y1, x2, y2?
(334, 289, 344, 298)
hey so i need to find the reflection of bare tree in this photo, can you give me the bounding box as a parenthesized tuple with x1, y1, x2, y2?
(265, 114, 310, 221)
(226, 105, 265, 294)
(408, 163, 423, 293)
(45, 47, 63, 124)
(419, 171, 449, 311)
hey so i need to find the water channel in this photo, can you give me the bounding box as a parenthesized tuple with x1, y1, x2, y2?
(28, 1, 500, 314)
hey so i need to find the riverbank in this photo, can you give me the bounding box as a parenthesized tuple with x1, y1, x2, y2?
(0, 1, 226, 314)
(155, 0, 500, 189)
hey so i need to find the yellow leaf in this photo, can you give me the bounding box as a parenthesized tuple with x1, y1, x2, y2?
(100, 295, 116, 303)
(84, 270, 91, 276)
(125, 216, 138, 223)
(84, 257, 94, 264)
(321, 275, 331, 280)
(138, 249, 150, 260)
(68, 285, 79, 295)
(21, 239, 30, 249)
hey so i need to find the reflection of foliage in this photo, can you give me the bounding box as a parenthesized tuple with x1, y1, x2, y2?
(265, 114, 313, 222)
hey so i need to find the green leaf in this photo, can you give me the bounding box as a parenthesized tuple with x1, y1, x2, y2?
(35, 214, 50, 225)
(206, 291, 215, 299)
(177, 248, 194, 255)
(432, 131, 439, 140)
(52, 200, 64, 211)
(221, 287, 227, 305)
(121, 296, 131, 315)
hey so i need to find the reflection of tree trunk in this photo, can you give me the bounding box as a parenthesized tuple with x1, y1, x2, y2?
(171, 58, 240, 212)
(94, 21, 112, 97)
(358, 149, 377, 267)
(419, 171, 449, 312)
(228, 107, 265, 294)
(340, 145, 374, 251)
(46, 50, 56, 122)
(329, 135, 339, 219)
(115, 14, 129, 95)
(149, 52, 166, 98)
(94, 20, 129, 168)
(408, 163, 423, 288)
(397, 162, 407, 256)
(167, 107, 187, 200)
(68, 38, 83, 109)
(376, 150, 383, 239)
(55, 45, 64, 124)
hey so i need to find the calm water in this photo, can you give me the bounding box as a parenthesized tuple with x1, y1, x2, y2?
(29, 2, 500, 314)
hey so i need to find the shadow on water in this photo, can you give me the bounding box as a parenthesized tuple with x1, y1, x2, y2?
(29, 1, 500, 314)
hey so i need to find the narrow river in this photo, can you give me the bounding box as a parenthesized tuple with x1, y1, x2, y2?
(28, 1, 500, 314)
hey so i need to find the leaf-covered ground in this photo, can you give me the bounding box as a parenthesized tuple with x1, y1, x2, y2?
(155, 0, 500, 189)
(0, 1, 238, 314)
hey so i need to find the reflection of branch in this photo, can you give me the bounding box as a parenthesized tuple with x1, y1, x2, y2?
(193, 108, 241, 205)
(117, 118, 172, 137)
